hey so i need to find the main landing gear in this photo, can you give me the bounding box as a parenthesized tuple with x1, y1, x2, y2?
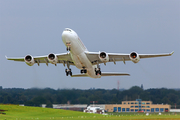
(95, 68, 101, 75)
(66, 46, 71, 51)
(65, 69, 72, 76)
(65, 61, 72, 76)
(81, 67, 87, 74)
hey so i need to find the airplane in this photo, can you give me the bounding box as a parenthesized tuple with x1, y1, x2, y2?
(6, 28, 174, 78)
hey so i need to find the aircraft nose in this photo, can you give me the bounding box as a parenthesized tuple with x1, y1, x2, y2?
(62, 28, 72, 36)
(62, 30, 70, 39)
(62, 28, 78, 40)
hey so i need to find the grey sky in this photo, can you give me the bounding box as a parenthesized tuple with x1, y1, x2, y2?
(0, 0, 179, 89)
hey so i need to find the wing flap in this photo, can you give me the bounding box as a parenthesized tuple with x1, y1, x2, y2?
(85, 52, 131, 65)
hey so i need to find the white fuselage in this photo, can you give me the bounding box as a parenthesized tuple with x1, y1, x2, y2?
(62, 29, 100, 78)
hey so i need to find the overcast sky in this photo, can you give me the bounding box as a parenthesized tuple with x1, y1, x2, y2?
(0, 0, 179, 90)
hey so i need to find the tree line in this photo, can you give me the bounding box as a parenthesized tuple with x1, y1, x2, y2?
(0, 86, 180, 108)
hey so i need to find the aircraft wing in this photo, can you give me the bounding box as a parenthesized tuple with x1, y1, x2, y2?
(85, 51, 174, 65)
(71, 72, 130, 77)
(6, 53, 75, 66)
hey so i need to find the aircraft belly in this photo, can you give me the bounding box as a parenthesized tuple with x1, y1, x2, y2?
(71, 54, 83, 69)
(71, 52, 91, 69)
(71, 53, 101, 78)
(79, 53, 92, 68)
(70, 39, 85, 55)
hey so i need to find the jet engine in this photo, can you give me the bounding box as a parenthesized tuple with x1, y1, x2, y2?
(99, 52, 109, 63)
(129, 52, 140, 63)
(47, 53, 58, 64)
(24, 55, 35, 66)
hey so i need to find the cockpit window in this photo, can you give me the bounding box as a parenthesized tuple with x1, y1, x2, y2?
(65, 28, 71, 32)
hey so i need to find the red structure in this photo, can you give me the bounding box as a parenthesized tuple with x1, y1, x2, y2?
(117, 80, 120, 90)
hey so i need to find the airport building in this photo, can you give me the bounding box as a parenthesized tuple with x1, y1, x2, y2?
(40, 99, 171, 113)
(105, 99, 171, 113)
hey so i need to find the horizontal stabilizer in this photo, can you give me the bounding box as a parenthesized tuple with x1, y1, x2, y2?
(71, 74, 88, 77)
(101, 72, 130, 76)
(71, 72, 130, 77)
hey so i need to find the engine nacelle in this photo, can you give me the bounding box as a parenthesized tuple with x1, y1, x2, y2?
(129, 52, 140, 63)
(99, 52, 109, 63)
(24, 55, 35, 66)
(47, 53, 58, 64)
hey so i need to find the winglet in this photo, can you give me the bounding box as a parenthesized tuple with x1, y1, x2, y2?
(5, 55, 8, 59)
(170, 51, 174, 55)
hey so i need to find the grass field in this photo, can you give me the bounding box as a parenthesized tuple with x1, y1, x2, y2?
(0, 104, 180, 120)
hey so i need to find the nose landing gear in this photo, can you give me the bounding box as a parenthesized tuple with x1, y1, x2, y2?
(66, 42, 71, 51)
